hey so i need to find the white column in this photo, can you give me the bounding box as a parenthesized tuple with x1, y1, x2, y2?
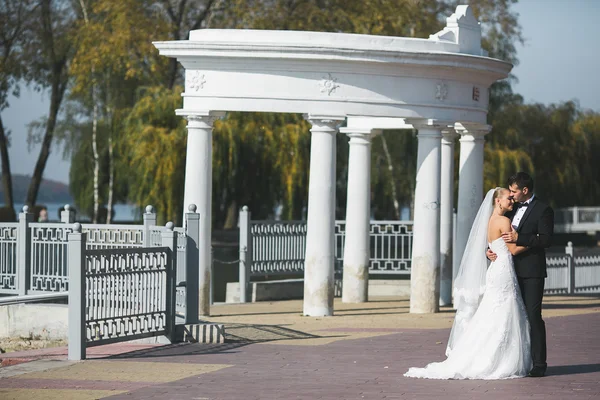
(453, 123, 491, 283)
(303, 114, 345, 317)
(406, 119, 446, 314)
(439, 127, 458, 306)
(339, 128, 376, 303)
(177, 110, 224, 317)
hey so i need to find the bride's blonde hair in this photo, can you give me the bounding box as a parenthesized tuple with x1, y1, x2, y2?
(492, 187, 508, 205)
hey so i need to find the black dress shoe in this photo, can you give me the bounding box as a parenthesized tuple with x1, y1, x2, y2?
(528, 367, 546, 377)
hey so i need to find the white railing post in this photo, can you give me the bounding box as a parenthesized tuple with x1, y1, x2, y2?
(239, 206, 252, 303)
(185, 204, 202, 321)
(161, 222, 177, 342)
(565, 241, 575, 294)
(68, 223, 87, 361)
(17, 206, 33, 296)
(210, 246, 214, 305)
(61, 204, 75, 223)
(143, 205, 156, 247)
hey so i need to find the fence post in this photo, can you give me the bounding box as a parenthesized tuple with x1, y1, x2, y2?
(68, 223, 87, 361)
(210, 246, 214, 305)
(143, 205, 156, 247)
(239, 206, 252, 303)
(17, 206, 33, 296)
(162, 222, 177, 342)
(185, 204, 201, 322)
(566, 241, 575, 294)
(61, 204, 75, 223)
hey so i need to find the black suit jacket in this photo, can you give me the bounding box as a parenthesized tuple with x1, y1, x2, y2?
(505, 197, 554, 278)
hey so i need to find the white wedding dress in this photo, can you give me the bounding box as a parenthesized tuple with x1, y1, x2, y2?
(404, 237, 532, 380)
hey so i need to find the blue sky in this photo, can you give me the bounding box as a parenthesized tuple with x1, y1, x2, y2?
(2, 0, 599, 185)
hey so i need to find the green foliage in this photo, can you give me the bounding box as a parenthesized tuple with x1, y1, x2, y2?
(371, 130, 418, 219)
(213, 112, 311, 227)
(34, 0, 600, 227)
(485, 101, 600, 207)
(68, 117, 129, 217)
(121, 86, 187, 225)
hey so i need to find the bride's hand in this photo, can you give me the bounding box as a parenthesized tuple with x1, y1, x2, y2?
(502, 227, 518, 243)
(486, 248, 497, 262)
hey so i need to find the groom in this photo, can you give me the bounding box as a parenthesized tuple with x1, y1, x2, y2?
(487, 172, 554, 377)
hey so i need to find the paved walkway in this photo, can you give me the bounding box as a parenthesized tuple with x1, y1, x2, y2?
(1, 295, 599, 399)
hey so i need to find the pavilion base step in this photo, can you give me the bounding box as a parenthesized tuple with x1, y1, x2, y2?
(177, 323, 225, 344)
(225, 278, 410, 303)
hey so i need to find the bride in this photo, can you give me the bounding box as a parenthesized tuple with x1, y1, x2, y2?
(404, 187, 532, 380)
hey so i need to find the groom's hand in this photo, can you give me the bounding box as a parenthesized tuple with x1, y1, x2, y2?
(486, 248, 497, 262)
(502, 227, 518, 243)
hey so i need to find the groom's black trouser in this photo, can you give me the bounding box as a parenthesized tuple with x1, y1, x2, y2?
(518, 276, 547, 370)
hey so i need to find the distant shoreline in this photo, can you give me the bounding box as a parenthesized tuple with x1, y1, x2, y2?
(3, 202, 139, 222)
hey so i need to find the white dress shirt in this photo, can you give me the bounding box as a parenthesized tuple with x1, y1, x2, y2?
(511, 194, 535, 230)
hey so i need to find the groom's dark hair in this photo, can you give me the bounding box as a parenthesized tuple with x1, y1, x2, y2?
(507, 172, 534, 192)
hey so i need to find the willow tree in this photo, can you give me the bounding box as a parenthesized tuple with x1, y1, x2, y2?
(213, 112, 311, 228)
(122, 86, 187, 225)
(91, 0, 528, 225)
(484, 100, 600, 207)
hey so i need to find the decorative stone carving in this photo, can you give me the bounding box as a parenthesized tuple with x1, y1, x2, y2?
(435, 83, 448, 101)
(188, 71, 206, 91)
(423, 201, 440, 210)
(472, 86, 480, 101)
(319, 73, 339, 95)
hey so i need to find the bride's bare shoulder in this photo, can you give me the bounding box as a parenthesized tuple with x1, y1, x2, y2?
(489, 215, 511, 228)
(497, 215, 512, 229)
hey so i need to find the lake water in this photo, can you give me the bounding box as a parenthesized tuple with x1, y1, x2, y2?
(11, 202, 140, 222)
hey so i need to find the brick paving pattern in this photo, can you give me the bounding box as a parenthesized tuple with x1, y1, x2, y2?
(1, 298, 599, 399)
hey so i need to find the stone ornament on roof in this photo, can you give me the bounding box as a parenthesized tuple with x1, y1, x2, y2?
(428, 5, 485, 56)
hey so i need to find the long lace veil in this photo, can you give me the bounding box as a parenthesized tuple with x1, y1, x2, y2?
(445, 187, 498, 356)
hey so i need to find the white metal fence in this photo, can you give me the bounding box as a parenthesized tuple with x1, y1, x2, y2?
(545, 243, 600, 294)
(68, 224, 177, 360)
(555, 207, 600, 233)
(0, 223, 18, 293)
(239, 207, 600, 301)
(238, 207, 415, 301)
(0, 205, 203, 325)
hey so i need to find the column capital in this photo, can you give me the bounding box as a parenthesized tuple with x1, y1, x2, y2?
(455, 122, 491, 138)
(441, 127, 459, 140)
(304, 114, 346, 123)
(338, 127, 380, 144)
(176, 110, 226, 127)
(304, 114, 346, 134)
(405, 118, 454, 131)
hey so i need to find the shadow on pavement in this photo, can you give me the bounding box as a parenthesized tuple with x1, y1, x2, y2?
(214, 305, 409, 318)
(547, 363, 600, 376)
(106, 323, 341, 359)
(543, 302, 600, 309)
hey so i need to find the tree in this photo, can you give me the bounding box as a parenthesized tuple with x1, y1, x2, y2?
(213, 112, 311, 227)
(485, 100, 600, 207)
(24, 0, 75, 207)
(0, 0, 37, 219)
(121, 86, 187, 225)
(69, 0, 169, 222)
(152, 0, 223, 88)
(65, 0, 535, 224)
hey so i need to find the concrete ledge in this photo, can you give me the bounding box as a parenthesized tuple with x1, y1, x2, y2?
(226, 279, 304, 303)
(0, 303, 226, 345)
(0, 303, 68, 340)
(225, 279, 410, 303)
(368, 279, 411, 297)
